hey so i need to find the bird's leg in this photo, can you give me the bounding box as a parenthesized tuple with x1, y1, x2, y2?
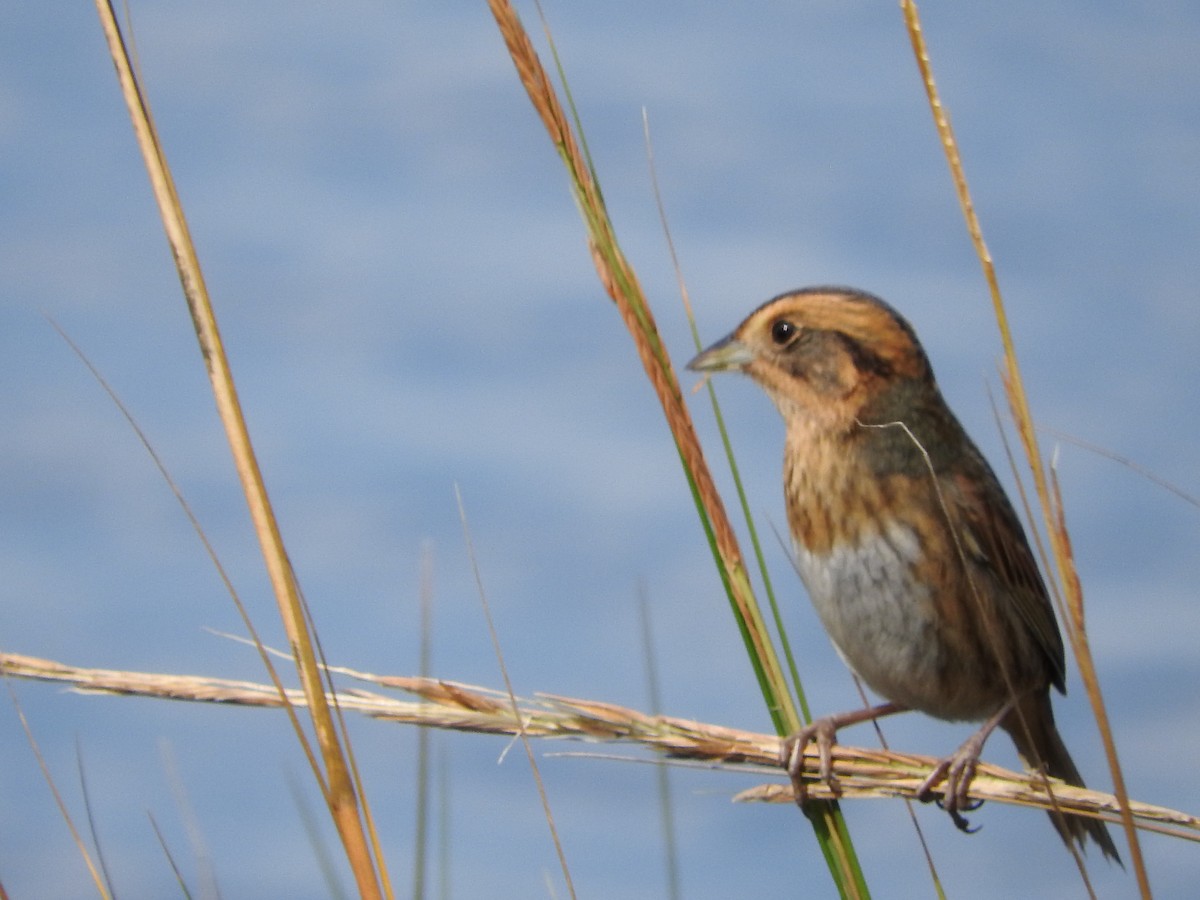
(916, 697, 1016, 832)
(779, 702, 905, 806)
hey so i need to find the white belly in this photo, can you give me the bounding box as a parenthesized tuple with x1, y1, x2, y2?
(792, 520, 955, 714)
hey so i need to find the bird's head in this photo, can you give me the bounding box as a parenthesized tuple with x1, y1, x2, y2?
(687, 287, 935, 430)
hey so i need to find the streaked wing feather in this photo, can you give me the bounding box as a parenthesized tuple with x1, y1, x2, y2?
(949, 467, 1067, 693)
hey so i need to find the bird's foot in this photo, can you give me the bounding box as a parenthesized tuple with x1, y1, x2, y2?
(916, 742, 986, 833)
(778, 702, 904, 807)
(916, 702, 1012, 833)
(779, 717, 841, 806)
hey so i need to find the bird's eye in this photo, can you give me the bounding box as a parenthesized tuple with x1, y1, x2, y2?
(770, 319, 797, 345)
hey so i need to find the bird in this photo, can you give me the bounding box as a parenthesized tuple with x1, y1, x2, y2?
(687, 286, 1119, 862)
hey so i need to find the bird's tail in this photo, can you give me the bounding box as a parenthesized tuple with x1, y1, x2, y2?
(1002, 692, 1122, 865)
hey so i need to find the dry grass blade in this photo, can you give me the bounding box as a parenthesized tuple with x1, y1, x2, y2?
(1038, 427, 1200, 510)
(484, 1, 865, 891)
(901, 1, 1147, 890)
(456, 487, 577, 899)
(486, 0, 776, 699)
(3, 679, 111, 899)
(4, 651, 1196, 845)
(146, 812, 192, 898)
(91, 3, 386, 896)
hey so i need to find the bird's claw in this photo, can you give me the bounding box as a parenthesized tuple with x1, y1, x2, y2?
(779, 718, 841, 806)
(917, 743, 986, 833)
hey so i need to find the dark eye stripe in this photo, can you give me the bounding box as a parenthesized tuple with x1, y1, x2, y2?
(834, 332, 893, 378)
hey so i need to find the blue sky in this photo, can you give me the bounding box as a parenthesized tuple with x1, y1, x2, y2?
(2, 3, 1198, 897)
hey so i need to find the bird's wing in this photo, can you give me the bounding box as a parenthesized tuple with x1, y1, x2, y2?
(946, 465, 1067, 693)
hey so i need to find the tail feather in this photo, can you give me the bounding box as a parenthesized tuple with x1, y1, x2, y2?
(1002, 692, 1122, 865)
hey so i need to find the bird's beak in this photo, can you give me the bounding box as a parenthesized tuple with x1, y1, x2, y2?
(686, 334, 755, 373)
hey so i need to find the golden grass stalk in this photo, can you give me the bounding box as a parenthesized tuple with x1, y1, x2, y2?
(901, 1, 1147, 892)
(484, 1, 868, 892)
(5, 651, 1196, 846)
(91, 3, 388, 896)
(487, 0, 783, 725)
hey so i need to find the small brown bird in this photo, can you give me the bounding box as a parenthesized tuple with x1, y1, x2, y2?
(688, 286, 1119, 861)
